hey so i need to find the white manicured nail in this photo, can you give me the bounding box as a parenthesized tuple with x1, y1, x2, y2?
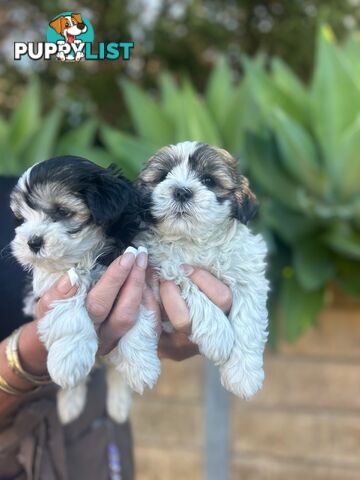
(120, 246, 137, 268)
(136, 246, 148, 269)
(124, 246, 137, 256)
(137, 246, 148, 255)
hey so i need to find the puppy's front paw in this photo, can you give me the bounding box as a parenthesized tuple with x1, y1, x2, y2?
(220, 356, 264, 399)
(57, 52, 66, 62)
(116, 348, 161, 394)
(37, 300, 98, 388)
(106, 366, 132, 423)
(191, 322, 234, 366)
(188, 294, 234, 365)
(75, 51, 84, 62)
(46, 335, 97, 388)
(109, 307, 161, 394)
(57, 381, 88, 424)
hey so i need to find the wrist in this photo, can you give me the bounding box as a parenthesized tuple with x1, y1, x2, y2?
(18, 321, 48, 377)
(0, 322, 49, 397)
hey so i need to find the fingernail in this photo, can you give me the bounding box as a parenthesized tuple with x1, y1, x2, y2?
(124, 246, 137, 255)
(120, 247, 137, 268)
(57, 273, 73, 294)
(180, 264, 194, 276)
(136, 246, 148, 269)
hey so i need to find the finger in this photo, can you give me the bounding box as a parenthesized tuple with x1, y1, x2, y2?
(145, 267, 159, 291)
(181, 265, 233, 313)
(36, 273, 78, 319)
(98, 247, 148, 354)
(158, 331, 199, 361)
(159, 280, 191, 334)
(86, 247, 137, 325)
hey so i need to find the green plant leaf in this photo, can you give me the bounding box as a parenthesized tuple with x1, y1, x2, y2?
(22, 108, 63, 168)
(242, 56, 308, 127)
(280, 274, 325, 342)
(270, 108, 324, 195)
(293, 239, 335, 290)
(9, 80, 41, 155)
(100, 125, 157, 178)
(271, 58, 310, 127)
(64, 146, 114, 169)
(56, 119, 98, 154)
(205, 58, 235, 127)
(336, 115, 360, 200)
(0, 116, 8, 143)
(245, 132, 301, 210)
(174, 79, 221, 145)
(343, 34, 360, 80)
(221, 82, 253, 155)
(121, 79, 174, 145)
(159, 73, 182, 124)
(311, 25, 360, 183)
(325, 227, 360, 259)
(0, 142, 17, 175)
(261, 201, 317, 244)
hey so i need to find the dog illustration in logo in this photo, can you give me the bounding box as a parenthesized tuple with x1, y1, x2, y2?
(49, 13, 87, 62)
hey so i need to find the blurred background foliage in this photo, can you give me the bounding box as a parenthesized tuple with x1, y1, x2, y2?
(1, 0, 359, 124)
(0, 1, 359, 342)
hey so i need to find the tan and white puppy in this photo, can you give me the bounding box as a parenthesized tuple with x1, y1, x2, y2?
(49, 13, 87, 62)
(115, 141, 269, 398)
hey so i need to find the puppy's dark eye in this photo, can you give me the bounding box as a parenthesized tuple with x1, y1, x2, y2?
(65, 22, 70, 27)
(201, 176, 216, 187)
(158, 171, 168, 182)
(53, 207, 73, 221)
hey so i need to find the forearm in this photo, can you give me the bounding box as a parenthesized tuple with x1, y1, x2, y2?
(0, 320, 48, 418)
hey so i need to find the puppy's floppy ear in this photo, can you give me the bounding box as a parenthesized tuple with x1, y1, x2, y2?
(85, 167, 132, 226)
(232, 175, 259, 225)
(72, 13, 83, 24)
(49, 17, 64, 34)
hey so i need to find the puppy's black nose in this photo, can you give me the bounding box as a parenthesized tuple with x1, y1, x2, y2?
(77, 22, 86, 30)
(173, 187, 193, 203)
(28, 236, 43, 253)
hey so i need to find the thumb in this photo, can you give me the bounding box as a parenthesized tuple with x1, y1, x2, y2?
(35, 272, 78, 319)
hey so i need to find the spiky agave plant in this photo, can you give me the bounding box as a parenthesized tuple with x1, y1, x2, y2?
(243, 25, 360, 340)
(0, 79, 112, 176)
(100, 25, 360, 341)
(100, 55, 257, 178)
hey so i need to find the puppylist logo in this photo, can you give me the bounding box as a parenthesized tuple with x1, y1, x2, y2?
(14, 12, 134, 62)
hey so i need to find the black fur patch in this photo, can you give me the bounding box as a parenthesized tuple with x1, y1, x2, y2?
(24, 156, 142, 250)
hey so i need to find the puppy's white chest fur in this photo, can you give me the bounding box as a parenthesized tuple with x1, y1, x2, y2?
(138, 221, 267, 288)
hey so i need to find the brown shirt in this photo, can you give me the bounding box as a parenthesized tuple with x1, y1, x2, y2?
(0, 368, 134, 480)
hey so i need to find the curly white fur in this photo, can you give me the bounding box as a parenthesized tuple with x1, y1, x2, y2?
(107, 304, 161, 394)
(125, 141, 270, 398)
(139, 223, 269, 398)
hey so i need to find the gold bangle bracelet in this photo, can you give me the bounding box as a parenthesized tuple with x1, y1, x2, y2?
(0, 373, 31, 396)
(6, 327, 51, 386)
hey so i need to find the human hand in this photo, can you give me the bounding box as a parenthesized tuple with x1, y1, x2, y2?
(37, 247, 160, 357)
(158, 265, 233, 361)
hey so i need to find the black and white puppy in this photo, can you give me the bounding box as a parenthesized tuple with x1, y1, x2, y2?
(10, 156, 144, 423)
(129, 141, 269, 398)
